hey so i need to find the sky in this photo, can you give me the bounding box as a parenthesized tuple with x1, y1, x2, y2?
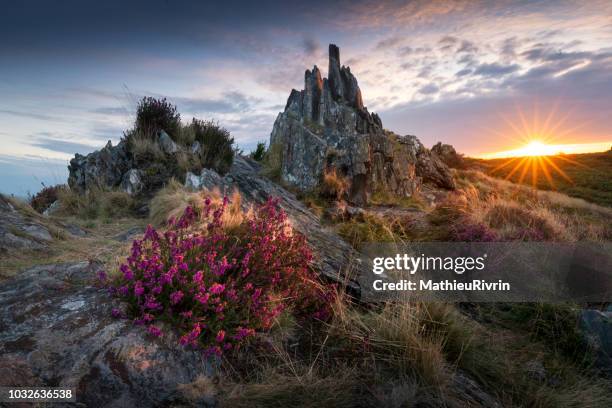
(1, 0, 611, 196)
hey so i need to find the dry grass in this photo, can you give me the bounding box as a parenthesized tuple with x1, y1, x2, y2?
(127, 130, 165, 162)
(149, 179, 245, 228)
(56, 188, 137, 220)
(319, 168, 350, 200)
(435, 170, 612, 241)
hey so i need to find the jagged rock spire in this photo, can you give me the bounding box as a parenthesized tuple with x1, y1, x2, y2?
(270, 44, 455, 205)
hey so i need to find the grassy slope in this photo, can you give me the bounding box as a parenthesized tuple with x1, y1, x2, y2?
(3, 176, 611, 406)
(291, 170, 612, 407)
(473, 150, 612, 207)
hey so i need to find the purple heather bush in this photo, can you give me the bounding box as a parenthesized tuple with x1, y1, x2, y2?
(104, 195, 334, 357)
(452, 220, 499, 242)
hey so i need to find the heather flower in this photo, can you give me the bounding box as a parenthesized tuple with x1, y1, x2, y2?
(134, 281, 145, 297)
(97, 270, 107, 283)
(108, 195, 334, 356)
(209, 283, 225, 295)
(170, 290, 184, 305)
(148, 325, 162, 337)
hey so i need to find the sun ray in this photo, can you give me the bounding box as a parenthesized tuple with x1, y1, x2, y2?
(531, 157, 539, 187)
(554, 155, 590, 169)
(542, 156, 573, 184)
(490, 157, 521, 173)
(505, 157, 529, 180)
(538, 157, 556, 189)
(518, 157, 532, 184)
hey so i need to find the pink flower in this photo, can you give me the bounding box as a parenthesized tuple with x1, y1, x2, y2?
(108, 194, 331, 357)
(170, 290, 184, 305)
(209, 283, 225, 295)
(193, 270, 203, 284)
(134, 281, 144, 297)
(148, 325, 162, 337)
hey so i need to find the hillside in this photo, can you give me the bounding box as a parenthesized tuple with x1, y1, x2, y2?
(1, 44, 611, 407)
(474, 150, 612, 207)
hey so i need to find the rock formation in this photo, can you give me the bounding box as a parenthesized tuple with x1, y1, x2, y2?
(432, 142, 465, 169)
(270, 44, 454, 205)
(68, 140, 134, 193)
(0, 261, 217, 406)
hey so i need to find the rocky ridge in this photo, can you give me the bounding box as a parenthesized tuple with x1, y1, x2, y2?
(270, 44, 455, 205)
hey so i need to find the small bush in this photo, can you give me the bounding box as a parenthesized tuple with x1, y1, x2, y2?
(135, 96, 181, 138)
(250, 142, 267, 162)
(29, 184, 66, 213)
(188, 119, 234, 174)
(106, 195, 334, 356)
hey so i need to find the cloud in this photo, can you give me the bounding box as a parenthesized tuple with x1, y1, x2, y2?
(376, 36, 403, 49)
(438, 35, 459, 51)
(175, 91, 263, 115)
(456, 68, 472, 77)
(457, 40, 477, 54)
(302, 37, 320, 56)
(91, 106, 129, 115)
(30, 136, 96, 155)
(419, 83, 439, 95)
(473, 62, 521, 77)
(0, 109, 56, 121)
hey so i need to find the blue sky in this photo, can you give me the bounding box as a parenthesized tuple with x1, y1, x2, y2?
(1, 0, 611, 196)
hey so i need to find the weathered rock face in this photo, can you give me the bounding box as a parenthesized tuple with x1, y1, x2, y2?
(0, 262, 217, 407)
(270, 44, 454, 205)
(0, 195, 52, 253)
(68, 140, 133, 193)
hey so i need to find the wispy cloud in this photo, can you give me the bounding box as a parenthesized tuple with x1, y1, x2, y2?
(0, 109, 56, 121)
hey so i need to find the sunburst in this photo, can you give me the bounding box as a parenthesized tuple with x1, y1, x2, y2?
(482, 102, 592, 189)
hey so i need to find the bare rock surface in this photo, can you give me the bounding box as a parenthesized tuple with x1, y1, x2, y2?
(0, 261, 217, 407)
(0, 195, 52, 252)
(270, 44, 455, 206)
(186, 156, 366, 294)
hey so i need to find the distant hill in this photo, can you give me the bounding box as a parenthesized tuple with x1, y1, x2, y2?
(473, 150, 612, 207)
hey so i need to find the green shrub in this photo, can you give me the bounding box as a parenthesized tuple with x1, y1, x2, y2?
(250, 142, 267, 162)
(134, 96, 181, 138)
(262, 142, 283, 181)
(189, 119, 234, 174)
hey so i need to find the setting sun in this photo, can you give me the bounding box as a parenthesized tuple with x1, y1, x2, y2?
(520, 141, 554, 157)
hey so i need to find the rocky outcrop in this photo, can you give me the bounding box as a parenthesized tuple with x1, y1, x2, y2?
(432, 142, 464, 169)
(68, 140, 133, 193)
(270, 44, 454, 205)
(0, 261, 217, 406)
(185, 156, 365, 295)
